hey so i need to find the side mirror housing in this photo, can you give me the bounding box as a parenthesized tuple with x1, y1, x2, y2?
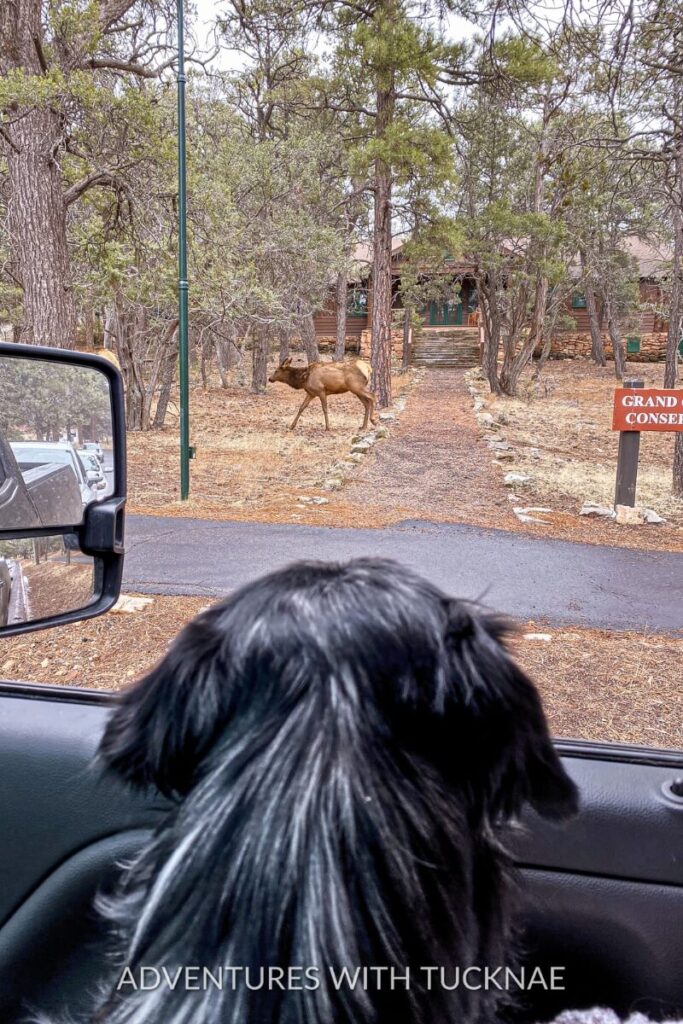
(0, 343, 126, 636)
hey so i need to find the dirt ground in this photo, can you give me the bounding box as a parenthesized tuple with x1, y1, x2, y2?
(127, 361, 414, 524)
(1, 593, 680, 750)
(23, 561, 92, 620)
(127, 358, 683, 552)
(475, 359, 683, 551)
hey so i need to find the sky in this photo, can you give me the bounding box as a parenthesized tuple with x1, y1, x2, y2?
(189, 0, 481, 71)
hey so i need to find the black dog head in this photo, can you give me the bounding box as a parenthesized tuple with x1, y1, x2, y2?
(100, 557, 577, 823)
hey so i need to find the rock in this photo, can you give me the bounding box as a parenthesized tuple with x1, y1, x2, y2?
(394, 398, 406, 411)
(615, 504, 646, 525)
(580, 503, 616, 519)
(493, 450, 515, 461)
(504, 472, 531, 486)
(616, 504, 667, 525)
(112, 595, 154, 614)
(523, 633, 553, 642)
(311, 496, 329, 505)
(513, 506, 553, 525)
(344, 454, 364, 464)
(1, 660, 16, 674)
(379, 411, 396, 422)
(477, 412, 494, 427)
(40, 658, 49, 668)
(473, 398, 485, 412)
(297, 496, 313, 503)
(489, 440, 511, 451)
(373, 426, 389, 439)
(322, 477, 343, 491)
(351, 440, 373, 454)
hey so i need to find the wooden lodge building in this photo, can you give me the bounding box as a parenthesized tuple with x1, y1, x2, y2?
(313, 236, 672, 368)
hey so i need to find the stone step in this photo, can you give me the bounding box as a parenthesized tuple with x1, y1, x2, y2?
(412, 348, 480, 357)
(418, 331, 480, 341)
(412, 358, 480, 367)
(413, 343, 480, 351)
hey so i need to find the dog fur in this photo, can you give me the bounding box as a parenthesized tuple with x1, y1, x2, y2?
(43, 557, 578, 1024)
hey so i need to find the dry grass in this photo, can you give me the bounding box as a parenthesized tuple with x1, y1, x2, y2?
(126, 357, 683, 551)
(128, 360, 413, 524)
(479, 361, 683, 543)
(1, 593, 680, 749)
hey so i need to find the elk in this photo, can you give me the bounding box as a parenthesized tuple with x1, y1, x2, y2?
(268, 358, 378, 431)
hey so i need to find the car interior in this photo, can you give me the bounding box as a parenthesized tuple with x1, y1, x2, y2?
(0, 342, 681, 1023)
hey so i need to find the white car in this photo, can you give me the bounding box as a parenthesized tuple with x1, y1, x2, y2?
(11, 441, 98, 509)
(77, 450, 107, 496)
(82, 441, 104, 463)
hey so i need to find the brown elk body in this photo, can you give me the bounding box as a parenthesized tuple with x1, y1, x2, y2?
(268, 358, 378, 431)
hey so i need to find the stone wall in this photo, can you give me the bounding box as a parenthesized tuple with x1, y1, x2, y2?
(547, 331, 668, 362)
(314, 335, 362, 354)
(358, 328, 408, 361)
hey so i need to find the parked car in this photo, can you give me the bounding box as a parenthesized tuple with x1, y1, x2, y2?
(0, 430, 84, 529)
(82, 441, 104, 463)
(77, 449, 107, 495)
(11, 441, 98, 510)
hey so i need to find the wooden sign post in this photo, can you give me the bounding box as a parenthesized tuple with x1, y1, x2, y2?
(612, 381, 683, 507)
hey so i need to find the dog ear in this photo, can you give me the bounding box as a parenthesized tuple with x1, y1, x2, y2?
(443, 601, 579, 823)
(98, 612, 228, 798)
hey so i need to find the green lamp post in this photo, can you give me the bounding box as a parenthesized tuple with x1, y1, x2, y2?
(177, 0, 190, 500)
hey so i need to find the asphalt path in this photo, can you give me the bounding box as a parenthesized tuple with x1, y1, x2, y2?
(123, 514, 683, 633)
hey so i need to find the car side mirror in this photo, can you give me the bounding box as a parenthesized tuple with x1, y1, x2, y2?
(0, 343, 126, 636)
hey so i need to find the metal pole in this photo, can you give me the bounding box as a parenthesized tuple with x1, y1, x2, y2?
(177, 0, 190, 500)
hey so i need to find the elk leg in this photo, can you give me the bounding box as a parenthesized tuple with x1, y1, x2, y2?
(361, 389, 377, 426)
(290, 393, 312, 430)
(319, 393, 330, 430)
(357, 393, 370, 429)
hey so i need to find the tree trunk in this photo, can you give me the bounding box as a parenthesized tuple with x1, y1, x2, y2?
(335, 271, 347, 361)
(478, 278, 502, 394)
(602, 293, 625, 379)
(2, 0, 76, 347)
(278, 327, 291, 365)
(402, 306, 412, 371)
(370, 79, 395, 409)
(153, 322, 179, 429)
(664, 183, 683, 494)
(216, 330, 241, 387)
(674, 435, 683, 497)
(300, 312, 320, 364)
(581, 250, 606, 367)
(252, 327, 268, 393)
(664, 203, 682, 390)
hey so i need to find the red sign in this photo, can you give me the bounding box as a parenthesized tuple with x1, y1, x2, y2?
(612, 388, 683, 432)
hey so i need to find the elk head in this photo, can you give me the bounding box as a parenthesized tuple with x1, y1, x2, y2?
(268, 357, 293, 384)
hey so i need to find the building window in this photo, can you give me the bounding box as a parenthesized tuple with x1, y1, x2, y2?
(347, 288, 368, 317)
(571, 293, 587, 309)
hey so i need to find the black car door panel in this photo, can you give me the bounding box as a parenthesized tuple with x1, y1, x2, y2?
(0, 688, 681, 1022)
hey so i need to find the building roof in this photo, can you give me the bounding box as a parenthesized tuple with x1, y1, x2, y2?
(621, 236, 672, 280)
(344, 233, 672, 282)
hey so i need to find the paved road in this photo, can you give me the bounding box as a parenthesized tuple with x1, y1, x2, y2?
(123, 515, 683, 633)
